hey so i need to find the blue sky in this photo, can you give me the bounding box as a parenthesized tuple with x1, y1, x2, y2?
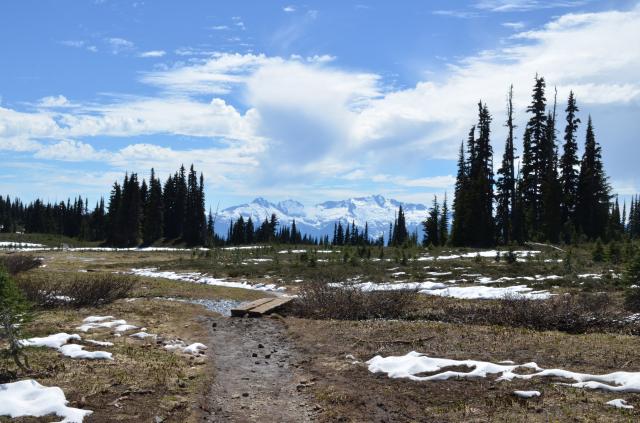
(1, 0, 639, 209)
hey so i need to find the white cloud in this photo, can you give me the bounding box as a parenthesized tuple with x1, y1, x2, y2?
(283, 5, 296, 12)
(106, 37, 134, 54)
(475, 0, 587, 12)
(36, 95, 72, 108)
(210, 25, 229, 30)
(502, 21, 526, 29)
(33, 140, 108, 162)
(139, 50, 166, 58)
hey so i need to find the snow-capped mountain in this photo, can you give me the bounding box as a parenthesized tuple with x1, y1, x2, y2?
(214, 195, 428, 241)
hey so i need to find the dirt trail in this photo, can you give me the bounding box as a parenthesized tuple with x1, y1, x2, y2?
(202, 316, 316, 422)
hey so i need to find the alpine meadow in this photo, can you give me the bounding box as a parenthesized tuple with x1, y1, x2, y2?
(2, 1, 640, 422)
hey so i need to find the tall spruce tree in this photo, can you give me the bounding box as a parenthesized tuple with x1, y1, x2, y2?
(540, 89, 562, 243)
(560, 91, 580, 239)
(467, 102, 495, 246)
(576, 117, 610, 239)
(142, 168, 164, 245)
(522, 75, 548, 238)
(451, 139, 470, 246)
(422, 196, 440, 246)
(438, 193, 449, 246)
(496, 85, 517, 244)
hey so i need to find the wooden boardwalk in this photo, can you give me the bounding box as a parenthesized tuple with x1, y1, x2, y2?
(230, 297, 292, 317)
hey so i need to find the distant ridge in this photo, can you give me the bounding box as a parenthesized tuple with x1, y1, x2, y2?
(214, 195, 428, 241)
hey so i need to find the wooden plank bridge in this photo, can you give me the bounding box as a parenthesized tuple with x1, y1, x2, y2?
(230, 297, 292, 317)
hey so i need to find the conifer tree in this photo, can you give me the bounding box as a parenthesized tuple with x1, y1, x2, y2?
(576, 117, 610, 239)
(496, 85, 517, 244)
(438, 193, 449, 246)
(540, 89, 562, 243)
(560, 91, 580, 238)
(422, 196, 440, 246)
(522, 75, 548, 237)
(142, 168, 164, 245)
(451, 140, 470, 246)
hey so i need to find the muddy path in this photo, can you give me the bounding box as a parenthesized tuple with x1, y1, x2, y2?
(201, 316, 317, 422)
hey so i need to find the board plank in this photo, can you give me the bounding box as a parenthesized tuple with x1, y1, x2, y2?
(246, 297, 292, 317)
(230, 297, 274, 317)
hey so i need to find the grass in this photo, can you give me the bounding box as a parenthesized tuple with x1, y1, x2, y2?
(0, 298, 215, 423)
(287, 317, 640, 422)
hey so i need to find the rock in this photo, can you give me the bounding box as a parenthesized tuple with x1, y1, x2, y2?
(242, 392, 249, 397)
(252, 353, 258, 357)
(258, 343, 264, 349)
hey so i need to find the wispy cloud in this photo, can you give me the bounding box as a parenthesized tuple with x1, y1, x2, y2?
(502, 21, 526, 29)
(432, 9, 482, 19)
(283, 5, 296, 13)
(106, 37, 134, 54)
(475, 0, 588, 12)
(210, 25, 229, 30)
(139, 50, 166, 58)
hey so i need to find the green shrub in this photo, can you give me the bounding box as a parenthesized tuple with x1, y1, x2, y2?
(592, 240, 605, 262)
(0, 268, 32, 373)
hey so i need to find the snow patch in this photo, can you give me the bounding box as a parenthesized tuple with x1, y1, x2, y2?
(368, 351, 640, 394)
(130, 268, 285, 292)
(513, 390, 541, 398)
(19, 333, 80, 349)
(0, 379, 92, 422)
(606, 398, 633, 409)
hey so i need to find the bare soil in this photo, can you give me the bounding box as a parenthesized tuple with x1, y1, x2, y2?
(201, 316, 317, 422)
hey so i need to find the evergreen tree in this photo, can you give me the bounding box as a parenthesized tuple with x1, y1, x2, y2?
(540, 89, 562, 243)
(438, 193, 449, 246)
(422, 196, 440, 246)
(522, 75, 548, 238)
(560, 91, 580, 238)
(495, 85, 517, 244)
(142, 168, 164, 245)
(576, 117, 610, 239)
(391, 206, 408, 246)
(451, 140, 470, 246)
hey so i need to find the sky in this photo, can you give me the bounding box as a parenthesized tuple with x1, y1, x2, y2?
(0, 0, 639, 209)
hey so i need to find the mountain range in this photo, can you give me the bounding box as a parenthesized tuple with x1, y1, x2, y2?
(213, 195, 429, 241)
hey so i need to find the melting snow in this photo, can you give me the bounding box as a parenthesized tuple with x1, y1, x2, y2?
(86, 340, 113, 347)
(0, 379, 92, 422)
(367, 351, 640, 394)
(606, 399, 634, 409)
(130, 268, 285, 292)
(20, 333, 80, 349)
(183, 343, 208, 355)
(514, 390, 541, 398)
(58, 344, 112, 360)
(20, 333, 111, 360)
(130, 331, 156, 339)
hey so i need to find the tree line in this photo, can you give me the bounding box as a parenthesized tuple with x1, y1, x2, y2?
(0, 165, 210, 247)
(446, 75, 625, 247)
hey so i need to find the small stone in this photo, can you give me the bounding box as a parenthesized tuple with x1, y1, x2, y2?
(265, 354, 271, 359)
(242, 392, 249, 397)
(252, 353, 258, 357)
(258, 343, 264, 349)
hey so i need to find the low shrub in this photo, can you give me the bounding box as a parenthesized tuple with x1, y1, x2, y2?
(293, 279, 417, 320)
(17, 272, 136, 308)
(0, 254, 42, 275)
(420, 292, 617, 334)
(0, 268, 32, 375)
